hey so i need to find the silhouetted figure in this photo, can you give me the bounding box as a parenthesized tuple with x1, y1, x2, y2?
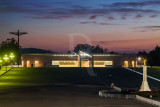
(44, 62, 47, 67)
(31, 64, 33, 67)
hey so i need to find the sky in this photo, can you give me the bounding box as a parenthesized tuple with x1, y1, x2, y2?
(0, 0, 160, 53)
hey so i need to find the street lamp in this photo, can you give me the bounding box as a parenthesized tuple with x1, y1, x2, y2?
(3, 55, 9, 71)
(9, 53, 14, 67)
(0, 58, 2, 70)
(3, 55, 9, 61)
(138, 57, 142, 67)
(138, 57, 141, 61)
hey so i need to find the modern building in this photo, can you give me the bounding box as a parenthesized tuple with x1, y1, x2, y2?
(21, 51, 137, 68)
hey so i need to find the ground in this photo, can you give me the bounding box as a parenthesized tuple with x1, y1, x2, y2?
(0, 85, 155, 107)
(1, 67, 160, 90)
(0, 67, 159, 107)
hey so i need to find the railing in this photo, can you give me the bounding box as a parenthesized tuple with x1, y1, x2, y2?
(136, 95, 160, 107)
(112, 85, 122, 92)
(99, 90, 136, 99)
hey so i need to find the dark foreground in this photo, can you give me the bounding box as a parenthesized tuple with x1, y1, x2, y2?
(0, 67, 160, 90)
(0, 85, 155, 107)
(0, 67, 159, 106)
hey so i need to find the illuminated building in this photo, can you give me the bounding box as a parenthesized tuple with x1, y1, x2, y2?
(21, 51, 137, 67)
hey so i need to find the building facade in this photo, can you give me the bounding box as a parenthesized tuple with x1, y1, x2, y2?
(21, 51, 137, 68)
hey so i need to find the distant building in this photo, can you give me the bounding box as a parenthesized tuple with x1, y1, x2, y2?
(21, 51, 137, 67)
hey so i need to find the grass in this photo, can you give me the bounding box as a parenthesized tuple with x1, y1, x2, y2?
(137, 92, 160, 98)
(0, 67, 12, 76)
(130, 66, 160, 80)
(0, 67, 160, 91)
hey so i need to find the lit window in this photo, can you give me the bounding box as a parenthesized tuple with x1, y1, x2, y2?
(22, 61, 24, 67)
(35, 61, 39, 67)
(132, 61, 135, 67)
(124, 61, 128, 67)
(27, 61, 30, 67)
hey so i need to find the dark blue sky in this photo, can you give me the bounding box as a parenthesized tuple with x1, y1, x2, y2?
(0, 0, 160, 53)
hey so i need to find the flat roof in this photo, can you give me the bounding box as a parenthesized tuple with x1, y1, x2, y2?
(22, 53, 136, 57)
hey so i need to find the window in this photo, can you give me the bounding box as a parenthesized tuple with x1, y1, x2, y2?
(22, 61, 24, 67)
(35, 61, 39, 67)
(27, 61, 30, 67)
(124, 61, 128, 67)
(132, 61, 135, 67)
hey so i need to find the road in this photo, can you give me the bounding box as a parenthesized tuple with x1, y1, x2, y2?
(0, 85, 155, 107)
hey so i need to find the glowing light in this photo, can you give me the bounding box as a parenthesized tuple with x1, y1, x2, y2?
(9, 53, 15, 59)
(138, 57, 141, 61)
(79, 51, 91, 57)
(124, 61, 128, 67)
(3, 55, 9, 61)
(35, 61, 39, 67)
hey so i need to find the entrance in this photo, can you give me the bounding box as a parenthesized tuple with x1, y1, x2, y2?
(81, 60, 90, 67)
(35, 61, 39, 67)
(79, 51, 93, 67)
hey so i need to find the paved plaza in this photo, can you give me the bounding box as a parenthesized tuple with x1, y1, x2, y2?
(0, 85, 155, 107)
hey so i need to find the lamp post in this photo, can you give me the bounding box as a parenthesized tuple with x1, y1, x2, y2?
(138, 57, 142, 67)
(9, 30, 27, 67)
(0, 58, 2, 70)
(3, 55, 9, 71)
(9, 53, 14, 68)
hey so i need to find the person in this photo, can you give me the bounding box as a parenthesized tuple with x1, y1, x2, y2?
(31, 64, 33, 67)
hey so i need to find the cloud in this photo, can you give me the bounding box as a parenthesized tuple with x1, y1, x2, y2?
(132, 26, 160, 32)
(93, 39, 141, 45)
(0, 6, 34, 13)
(108, 16, 115, 20)
(0, 0, 159, 21)
(99, 22, 120, 25)
(111, 1, 160, 7)
(89, 15, 97, 19)
(99, 23, 111, 25)
(79, 22, 121, 26)
(135, 15, 143, 18)
(121, 14, 128, 20)
(150, 15, 158, 18)
(92, 37, 159, 45)
(27, 15, 73, 20)
(79, 21, 96, 24)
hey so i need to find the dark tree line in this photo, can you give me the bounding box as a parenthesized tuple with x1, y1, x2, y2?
(138, 46, 160, 66)
(148, 46, 160, 66)
(73, 44, 107, 54)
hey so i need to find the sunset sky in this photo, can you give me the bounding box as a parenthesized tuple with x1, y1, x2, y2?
(0, 0, 160, 53)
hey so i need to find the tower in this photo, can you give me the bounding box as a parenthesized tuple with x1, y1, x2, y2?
(139, 65, 151, 91)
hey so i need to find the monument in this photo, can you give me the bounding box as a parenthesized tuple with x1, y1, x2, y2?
(139, 65, 151, 91)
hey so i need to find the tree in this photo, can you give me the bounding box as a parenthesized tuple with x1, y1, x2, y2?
(0, 38, 19, 64)
(74, 44, 105, 53)
(148, 45, 160, 66)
